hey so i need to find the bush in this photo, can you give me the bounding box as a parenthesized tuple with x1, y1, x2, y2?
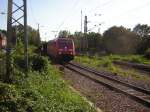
(13, 53, 49, 72)
(30, 55, 49, 72)
(144, 48, 150, 59)
(1, 44, 95, 112)
(13, 55, 25, 69)
(0, 83, 19, 112)
(0, 82, 43, 112)
(129, 56, 142, 63)
(0, 51, 5, 58)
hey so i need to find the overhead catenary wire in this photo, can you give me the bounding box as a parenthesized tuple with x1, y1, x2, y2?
(104, 0, 150, 24)
(121, 1, 150, 15)
(57, 0, 114, 34)
(28, 0, 38, 26)
(57, 0, 79, 31)
(88, 22, 105, 32)
(79, 0, 113, 34)
(88, 0, 115, 14)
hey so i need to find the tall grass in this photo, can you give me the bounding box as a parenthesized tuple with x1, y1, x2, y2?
(0, 44, 96, 112)
(107, 54, 150, 64)
(75, 55, 150, 83)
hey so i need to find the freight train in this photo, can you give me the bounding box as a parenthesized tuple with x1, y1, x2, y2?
(41, 38, 75, 62)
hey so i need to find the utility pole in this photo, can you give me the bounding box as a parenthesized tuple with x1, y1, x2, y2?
(37, 24, 40, 33)
(84, 15, 88, 33)
(37, 23, 40, 42)
(81, 10, 82, 33)
(80, 10, 82, 53)
(24, 0, 28, 74)
(98, 28, 100, 34)
(6, 0, 28, 81)
(84, 15, 88, 52)
(6, 0, 13, 82)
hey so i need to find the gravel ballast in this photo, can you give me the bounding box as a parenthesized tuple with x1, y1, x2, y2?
(60, 67, 150, 112)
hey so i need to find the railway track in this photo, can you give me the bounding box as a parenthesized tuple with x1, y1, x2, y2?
(64, 62, 150, 108)
(113, 60, 150, 72)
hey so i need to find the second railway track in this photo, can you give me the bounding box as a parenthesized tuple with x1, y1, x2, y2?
(64, 62, 150, 108)
(113, 60, 150, 73)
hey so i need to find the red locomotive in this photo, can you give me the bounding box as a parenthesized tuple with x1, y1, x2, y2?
(46, 38, 75, 62)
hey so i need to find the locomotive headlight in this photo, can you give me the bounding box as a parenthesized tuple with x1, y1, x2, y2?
(59, 51, 62, 54)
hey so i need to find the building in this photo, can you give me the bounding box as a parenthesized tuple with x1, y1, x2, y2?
(0, 32, 7, 49)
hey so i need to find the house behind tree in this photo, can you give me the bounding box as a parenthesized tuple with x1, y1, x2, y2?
(0, 31, 7, 49)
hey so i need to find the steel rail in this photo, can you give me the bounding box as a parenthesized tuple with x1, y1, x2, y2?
(64, 62, 150, 108)
(113, 61, 150, 72)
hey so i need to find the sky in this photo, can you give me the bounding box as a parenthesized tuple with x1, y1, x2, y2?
(0, 0, 150, 41)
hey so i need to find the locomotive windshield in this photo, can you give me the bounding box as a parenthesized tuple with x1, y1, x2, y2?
(58, 40, 73, 48)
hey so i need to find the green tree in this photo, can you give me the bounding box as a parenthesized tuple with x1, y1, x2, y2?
(133, 24, 150, 54)
(0, 29, 7, 35)
(136, 35, 150, 54)
(72, 32, 103, 53)
(73, 32, 83, 51)
(13, 25, 41, 46)
(86, 32, 103, 53)
(133, 24, 150, 39)
(103, 26, 139, 54)
(58, 30, 71, 37)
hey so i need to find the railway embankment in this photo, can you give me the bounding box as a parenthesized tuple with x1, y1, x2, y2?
(61, 62, 150, 112)
(0, 49, 96, 112)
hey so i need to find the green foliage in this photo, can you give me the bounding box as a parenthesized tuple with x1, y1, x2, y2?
(132, 24, 150, 54)
(0, 51, 5, 58)
(103, 26, 139, 54)
(75, 55, 150, 82)
(0, 62, 95, 112)
(28, 28, 41, 46)
(72, 32, 83, 51)
(144, 48, 150, 59)
(0, 41, 95, 111)
(129, 56, 143, 63)
(30, 55, 49, 72)
(13, 25, 41, 47)
(0, 83, 37, 112)
(0, 29, 6, 35)
(87, 32, 103, 53)
(0, 51, 6, 81)
(13, 55, 25, 69)
(137, 35, 150, 54)
(12, 41, 35, 71)
(72, 24, 150, 55)
(13, 53, 49, 73)
(73, 31, 103, 53)
(0, 82, 45, 112)
(0, 83, 20, 112)
(133, 24, 150, 38)
(58, 30, 71, 37)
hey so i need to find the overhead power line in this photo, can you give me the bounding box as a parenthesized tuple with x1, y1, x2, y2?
(28, 0, 38, 25)
(88, 22, 105, 32)
(119, 1, 150, 16)
(106, 1, 150, 23)
(88, 0, 115, 13)
(58, 0, 79, 31)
